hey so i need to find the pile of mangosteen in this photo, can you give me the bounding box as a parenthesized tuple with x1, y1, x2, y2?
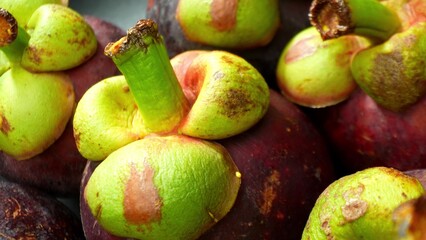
(1, 0, 426, 239)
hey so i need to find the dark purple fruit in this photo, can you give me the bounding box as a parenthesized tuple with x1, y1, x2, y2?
(0, 177, 84, 239)
(79, 90, 336, 240)
(318, 88, 426, 174)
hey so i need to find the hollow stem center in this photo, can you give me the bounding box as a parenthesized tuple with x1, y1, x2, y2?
(309, 0, 401, 42)
(105, 19, 189, 134)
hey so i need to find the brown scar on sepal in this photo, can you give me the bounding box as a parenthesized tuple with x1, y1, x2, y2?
(210, 0, 238, 31)
(0, 114, 11, 135)
(123, 162, 163, 225)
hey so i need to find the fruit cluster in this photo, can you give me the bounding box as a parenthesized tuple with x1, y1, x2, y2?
(1, 0, 426, 239)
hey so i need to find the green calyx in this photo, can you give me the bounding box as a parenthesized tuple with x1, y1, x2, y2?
(73, 76, 148, 161)
(309, 0, 426, 111)
(0, 4, 97, 72)
(0, 8, 76, 160)
(351, 22, 426, 111)
(309, 0, 401, 42)
(176, 0, 280, 49)
(172, 50, 270, 139)
(104, 19, 189, 134)
(302, 167, 425, 240)
(23, 4, 97, 71)
(74, 19, 269, 161)
(276, 26, 371, 108)
(0, 66, 75, 160)
(1, 0, 67, 26)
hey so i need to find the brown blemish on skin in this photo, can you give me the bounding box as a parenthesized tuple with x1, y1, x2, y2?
(124, 163, 162, 225)
(210, 0, 238, 31)
(73, 130, 81, 149)
(25, 46, 52, 65)
(319, 213, 333, 238)
(214, 54, 267, 119)
(218, 88, 255, 119)
(221, 55, 251, 72)
(0, 114, 11, 135)
(259, 170, 281, 215)
(123, 85, 130, 93)
(341, 184, 368, 222)
(364, 34, 426, 111)
(94, 201, 103, 219)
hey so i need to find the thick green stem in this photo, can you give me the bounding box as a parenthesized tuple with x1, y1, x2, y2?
(0, 8, 29, 64)
(309, 0, 401, 42)
(105, 19, 189, 134)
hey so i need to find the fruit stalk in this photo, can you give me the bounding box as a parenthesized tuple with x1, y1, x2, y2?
(309, 0, 401, 42)
(104, 19, 189, 134)
(0, 8, 29, 63)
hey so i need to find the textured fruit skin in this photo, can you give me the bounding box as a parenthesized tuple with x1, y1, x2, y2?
(199, 90, 335, 240)
(302, 167, 425, 240)
(350, 22, 426, 112)
(317, 88, 426, 174)
(0, 16, 125, 196)
(22, 4, 97, 72)
(79, 90, 335, 240)
(84, 135, 240, 240)
(0, 68, 75, 160)
(171, 50, 270, 140)
(0, 177, 84, 239)
(80, 161, 133, 240)
(276, 27, 370, 108)
(146, 0, 312, 88)
(176, 0, 279, 49)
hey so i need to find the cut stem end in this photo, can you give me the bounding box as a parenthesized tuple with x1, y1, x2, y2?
(0, 8, 18, 47)
(309, 0, 401, 42)
(309, 0, 352, 40)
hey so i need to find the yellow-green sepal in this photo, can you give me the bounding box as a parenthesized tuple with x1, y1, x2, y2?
(178, 51, 270, 139)
(0, 66, 74, 160)
(302, 167, 425, 240)
(22, 4, 97, 72)
(73, 76, 148, 161)
(85, 135, 241, 240)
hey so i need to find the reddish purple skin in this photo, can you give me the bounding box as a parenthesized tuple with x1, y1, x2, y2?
(202, 90, 335, 240)
(0, 16, 125, 197)
(80, 90, 336, 240)
(318, 88, 426, 174)
(0, 177, 84, 239)
(146, 0, 312, 89)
